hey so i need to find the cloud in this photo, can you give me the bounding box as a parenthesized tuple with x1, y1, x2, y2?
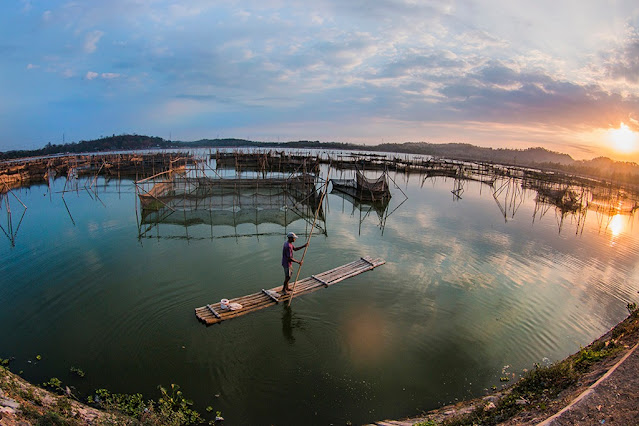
(21, 0, 32, 13)
(374, 50, 469, 80)
(97, 5, 638, 135)
(355, 55, 639, 133)
(234, 10, 251, 21)
(454, 29, 509, 51)
(604, 24, 639, 84)
(85, 71, 121, 80)
(3, 0, 639, 160)
(84, 30, 104, 53)
(309, 32, 380, 70)
(324, 0, 451, 23)
(168, 4, 204, 19)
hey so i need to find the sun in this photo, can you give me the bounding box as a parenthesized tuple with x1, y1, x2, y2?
(608, 123, 638, 153)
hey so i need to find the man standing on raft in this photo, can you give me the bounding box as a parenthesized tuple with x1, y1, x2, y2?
(282, 232, 307, 294)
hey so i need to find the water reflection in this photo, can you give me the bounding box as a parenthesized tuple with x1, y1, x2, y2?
(330, 188, 392, 233)
(0, 189, 28, 246)
(329, 168, 407, 235)
(3, 156, 639, 425)
(61, 197, 76, 226)
(492, 178, 524, 221)
(528, 182, 636, 235)
(609, 214, 624, 237)
(281, 305, 304, 344)
(422, 172, 639, 235)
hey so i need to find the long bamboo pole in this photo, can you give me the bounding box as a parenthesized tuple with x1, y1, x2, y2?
(287, 168, 331, 307)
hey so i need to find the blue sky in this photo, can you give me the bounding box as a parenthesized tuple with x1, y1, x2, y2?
(2, 1, 639, 161)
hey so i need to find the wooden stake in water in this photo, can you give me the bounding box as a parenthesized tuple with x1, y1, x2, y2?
(288, 169, 331, 307)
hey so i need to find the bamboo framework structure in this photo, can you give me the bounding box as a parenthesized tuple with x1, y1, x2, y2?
(135, 167, 326, 240)
(213, 149, 321, 175)
(2, 148, 638, 241)
(330, 169, 392, 202)
(0, 152, 195, 193)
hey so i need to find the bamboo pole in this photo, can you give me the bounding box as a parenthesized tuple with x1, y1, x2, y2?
(135, 169, 174, 185)
(288, 169, 330, 307)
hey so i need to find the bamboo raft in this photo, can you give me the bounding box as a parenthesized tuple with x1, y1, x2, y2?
(195, 256, 385, 325)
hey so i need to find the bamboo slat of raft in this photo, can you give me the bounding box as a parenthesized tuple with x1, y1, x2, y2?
(195, 256, 385, 325)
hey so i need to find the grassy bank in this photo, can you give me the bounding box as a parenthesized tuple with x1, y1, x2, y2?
(412, 303, 639, 425)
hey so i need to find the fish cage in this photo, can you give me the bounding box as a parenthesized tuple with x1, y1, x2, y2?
(135, 170, 325, 240)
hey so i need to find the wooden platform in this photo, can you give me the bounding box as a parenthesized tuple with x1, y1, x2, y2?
(195, 256, 385, 325)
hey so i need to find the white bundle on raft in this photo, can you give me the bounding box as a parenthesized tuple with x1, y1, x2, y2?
(220, 298, 243, 310)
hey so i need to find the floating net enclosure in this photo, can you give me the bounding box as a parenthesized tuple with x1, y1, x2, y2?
(135, 171, 324, 239)
(330, 169, 391, 202)
(213, 150, 321, 174)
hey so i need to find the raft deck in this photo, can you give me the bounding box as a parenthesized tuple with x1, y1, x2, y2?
(195, 256, 385, 325)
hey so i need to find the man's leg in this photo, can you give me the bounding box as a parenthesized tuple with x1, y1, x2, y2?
(282, 265, 291, 292)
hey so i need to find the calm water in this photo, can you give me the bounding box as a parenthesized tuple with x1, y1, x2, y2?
(1, 159, 639, 425)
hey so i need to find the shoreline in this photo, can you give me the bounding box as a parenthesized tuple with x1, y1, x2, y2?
(371, 307, 639, 425)
(2, 309, 639, 425)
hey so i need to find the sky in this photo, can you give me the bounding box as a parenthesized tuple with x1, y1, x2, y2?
(1, 1, 639, 161)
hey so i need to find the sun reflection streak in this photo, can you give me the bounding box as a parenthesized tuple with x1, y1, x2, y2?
(341, 306, 390, 367)
(609, 214, 625, 238)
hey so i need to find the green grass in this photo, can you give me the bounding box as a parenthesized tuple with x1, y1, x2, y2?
(441, 307, 639, 426)
(574, 342, 622, 372)
(447, 362, 579, 425)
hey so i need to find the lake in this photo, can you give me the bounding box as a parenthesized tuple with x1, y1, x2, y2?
(1, 154, 638, 425)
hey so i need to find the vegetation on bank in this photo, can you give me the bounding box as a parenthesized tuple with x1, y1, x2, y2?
(416, 303, 639, 426)
(0, 364, 219, 425)
(2, 134, 639, 186)
(0, 134, 352, 161)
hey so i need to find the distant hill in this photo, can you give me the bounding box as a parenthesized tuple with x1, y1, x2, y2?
(1, 134, 638, 185)
(370, 142, 575, 166)
(0, 134, 170, 160)
(0, 135, 354, 160)
(561, 157, 639, 184)
(188, 138, 353, 150)
(0, 135, 575, 165)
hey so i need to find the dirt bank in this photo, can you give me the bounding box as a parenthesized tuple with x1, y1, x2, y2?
(0, 367, 125, 425)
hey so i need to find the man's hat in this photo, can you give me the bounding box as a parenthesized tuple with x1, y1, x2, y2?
(287, 232, 298, 239)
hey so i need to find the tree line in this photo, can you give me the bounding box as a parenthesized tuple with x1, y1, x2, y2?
(1, 134, 638, 186)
